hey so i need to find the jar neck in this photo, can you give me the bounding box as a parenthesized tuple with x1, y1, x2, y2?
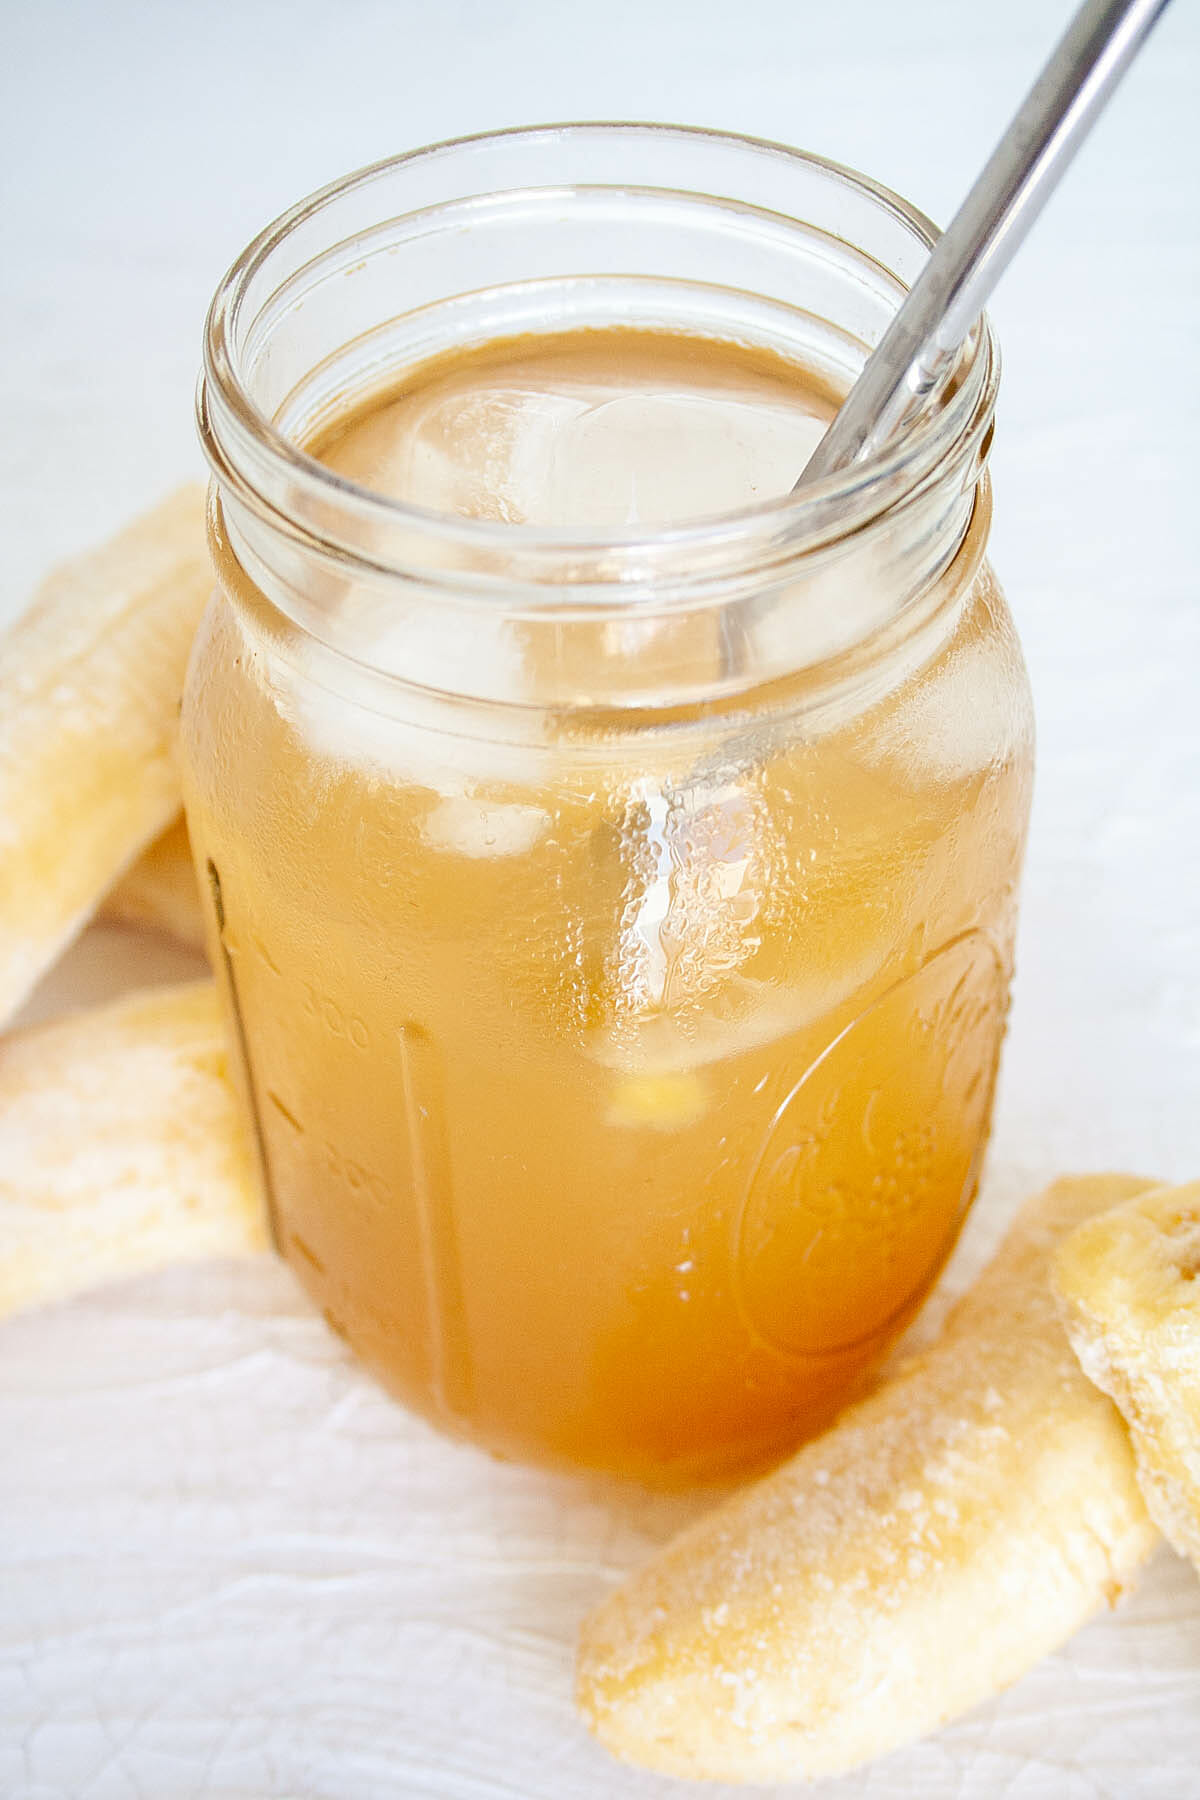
(199, 124, 999, 717)
(210, 477, 991, 752)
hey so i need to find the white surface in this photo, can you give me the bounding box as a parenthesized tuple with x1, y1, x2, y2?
(2, 2, 1199, 1795)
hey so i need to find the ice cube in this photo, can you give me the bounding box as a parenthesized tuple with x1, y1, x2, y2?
(607, 1069, 709, 1130)
(866, 631, 1027, 784)
(239, 608, 543, 799)
(526, 389, 827, 528)
(587, 949, 893, 1077)
(341, 384, 594, 523)
(420, 795, 551, 859)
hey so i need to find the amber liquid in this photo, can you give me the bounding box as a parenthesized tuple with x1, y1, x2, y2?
(182, 329, 1032, 1481)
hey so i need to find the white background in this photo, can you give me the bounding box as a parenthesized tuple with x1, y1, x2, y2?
(2, 2, 1199, 1795)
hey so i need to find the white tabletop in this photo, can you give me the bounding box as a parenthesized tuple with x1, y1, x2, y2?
(2, 2, 1199, 1795)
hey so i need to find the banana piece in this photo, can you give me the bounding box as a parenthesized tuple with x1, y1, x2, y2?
(0, 487, 210, 1025)
(1054, 1180, 1200, 1576)
(100, 815, 207, 953)
(577, 1175, 1160, 1783)
(0, 980, 264, 1322)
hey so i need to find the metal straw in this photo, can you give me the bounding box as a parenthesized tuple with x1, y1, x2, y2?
(798, 0, 1172, 487)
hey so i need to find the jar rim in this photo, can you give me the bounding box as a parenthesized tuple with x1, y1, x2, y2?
(199, 121, 998, 584)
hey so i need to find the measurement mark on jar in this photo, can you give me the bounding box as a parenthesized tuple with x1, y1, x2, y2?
(252, 932, 282, 977)
(398, 1022, 474, 1424)
(290, 1232, 326, 1276)
(267, 1089, 305, 1135)
(206, 858, 283, 1253)
(323, 1306, 349, 1343)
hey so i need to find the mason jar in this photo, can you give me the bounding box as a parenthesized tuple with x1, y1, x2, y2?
(184, 124, 1033, 1483)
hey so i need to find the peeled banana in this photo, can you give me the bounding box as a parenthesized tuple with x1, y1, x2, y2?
(0, 979, 263, 1321)
(0, 487, 210, 1025)
(577, 1175, 1160, 1783)
(1054, 1180, 1200, 1577)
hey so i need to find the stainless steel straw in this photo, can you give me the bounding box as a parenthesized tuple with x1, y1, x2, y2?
(798, 0, 1172, 486)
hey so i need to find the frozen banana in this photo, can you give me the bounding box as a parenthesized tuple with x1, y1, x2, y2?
(1054, 1180, 1200, 1576)
(0, 487, 210, 1024)
(577, 1175, 1160, 1784)
(0, 980, 264, 1322)
(100, 814, 207, 952)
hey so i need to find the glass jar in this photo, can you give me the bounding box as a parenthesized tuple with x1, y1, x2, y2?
(185, 124, 1033, 1483)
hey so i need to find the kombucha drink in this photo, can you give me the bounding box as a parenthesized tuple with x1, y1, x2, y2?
(182, 328, 1032, 1480)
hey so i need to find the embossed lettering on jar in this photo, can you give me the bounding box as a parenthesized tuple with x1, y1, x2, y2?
(184, 126, 1033, 1481)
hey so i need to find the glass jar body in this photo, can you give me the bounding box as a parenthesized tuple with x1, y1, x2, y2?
(184, 127, 1033, 1481)
(183, 521, 1031, 1481)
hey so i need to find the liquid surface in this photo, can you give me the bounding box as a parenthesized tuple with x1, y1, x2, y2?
(183, 328, 1033, 1481)
(312, 330, 836, 527)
